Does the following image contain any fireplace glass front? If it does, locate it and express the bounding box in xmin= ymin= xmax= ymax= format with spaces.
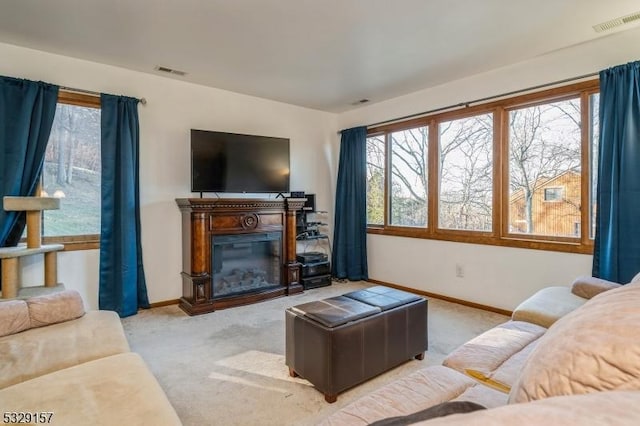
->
xmin=211 ymin=232 xmax=282 ymax=298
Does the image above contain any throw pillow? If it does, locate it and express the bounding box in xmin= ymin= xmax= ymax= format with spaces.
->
xmin=0 ymin=300 xmax=31 ymax=337
xmin=509 ymin=282 xmax=640 ymax=403
xmin=27 ymin=290 xmax=85 ymax=328
xmin=367 ymin=401 xmax=486 ymax=426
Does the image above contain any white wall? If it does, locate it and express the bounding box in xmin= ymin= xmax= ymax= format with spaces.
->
xmin=367 ymin=236 xmax=592 ymax=310
xmin=4 ymin=26 xmax=640 ymax=312
xmin=0 ymin=42 xmax=337 ymax=310
xmin=338 ymin=27 xmax=640 ymax=310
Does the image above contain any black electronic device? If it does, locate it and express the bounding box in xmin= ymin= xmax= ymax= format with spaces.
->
xmin=297 ymin=252 xmax=328 ymax=264
xmin=303 ymin=194 xmax=316 ymax=211
xmin=191 ymin=129 xmax=290 ymax=193
xmin=301 ymin=274 xmax=332 ymax=289
xmin=290 ymin=191 xmax=305 ymax=198
xmin=301 ymin=260 xmax=331 ymax=277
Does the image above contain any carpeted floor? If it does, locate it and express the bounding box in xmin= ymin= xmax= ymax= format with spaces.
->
xmin=121 ymin=281 xmax=508 ymax=425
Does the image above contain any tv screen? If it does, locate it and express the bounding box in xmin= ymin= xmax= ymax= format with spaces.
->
xmin=191 ymin=129 xmax=290 ymax=193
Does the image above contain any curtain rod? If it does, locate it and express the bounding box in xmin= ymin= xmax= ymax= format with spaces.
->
xmin=60 ymin=85 xmax=147 ymax=105
xmin=351 ymin=71 xmax=599 ymax=131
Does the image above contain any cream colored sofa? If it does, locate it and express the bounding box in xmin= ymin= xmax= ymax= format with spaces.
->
xmin=0 ymin=290 xmax=181 ymax=425
xmin=322 ymin=275 xmax=640 ymax=425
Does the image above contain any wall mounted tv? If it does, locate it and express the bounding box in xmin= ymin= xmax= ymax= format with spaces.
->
xmin=191 ymin=129 xmax=290 ymax=193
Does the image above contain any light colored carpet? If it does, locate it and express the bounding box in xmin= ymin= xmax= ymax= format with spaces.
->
xmin=121 ymin=281 xmax=508 ymax=425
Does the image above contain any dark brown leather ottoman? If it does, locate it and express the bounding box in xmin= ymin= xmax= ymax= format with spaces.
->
xmin=285 ymin=286 xmax=428 ymax=402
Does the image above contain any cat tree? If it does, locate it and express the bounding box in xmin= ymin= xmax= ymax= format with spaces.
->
xmin=0 ymin=196 xmax=64 ymax=299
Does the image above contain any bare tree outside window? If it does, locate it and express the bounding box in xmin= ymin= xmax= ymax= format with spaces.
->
xmin=508 ymin=98 xmax=581 ymax=237
xmin=390 ymin=127 xmax=428 ymax=227
xmin=366 ymin=135 xmax=385 ymax=225
xmin=42 ymin=103 xmax=101 ymax=237
xmin=439 ymin=113 xmax=493 ymax=231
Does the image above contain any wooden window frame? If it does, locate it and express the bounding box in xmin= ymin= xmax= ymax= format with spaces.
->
xmin=435 ymin=109 xmax=495 ymax=236
xmin=41 ymin=91 xmax=101 ymax=251
xmin=386 ymin=125 xmax=430 ymax=229
xmin=366 ymin=80 xmax=599 ymax=255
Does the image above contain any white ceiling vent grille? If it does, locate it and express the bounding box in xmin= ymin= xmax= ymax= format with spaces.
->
xmin=593 ymin=11 xmax=640 ymax=33
xmin=154 ymin=65 xmax=187 ymax=76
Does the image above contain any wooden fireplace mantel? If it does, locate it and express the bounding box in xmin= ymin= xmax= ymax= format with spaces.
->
xmin=176 ymin=197 xmax=306 ymax=315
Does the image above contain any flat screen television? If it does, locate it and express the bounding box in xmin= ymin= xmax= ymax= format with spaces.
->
xmin=191 ymin=129 xmax=290 ymax=193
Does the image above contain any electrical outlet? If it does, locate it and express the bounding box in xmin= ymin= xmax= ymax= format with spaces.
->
xmin=455 ymin=263 xmax=464 ymax=278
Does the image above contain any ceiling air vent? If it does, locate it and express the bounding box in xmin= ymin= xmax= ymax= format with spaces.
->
xmin=351 ymin=99 xmax=370 ymax=106
xmin=593 ymin=11 xmax=640 ymax=33
xmin=154 ymin=65 xmax=188 ymax=76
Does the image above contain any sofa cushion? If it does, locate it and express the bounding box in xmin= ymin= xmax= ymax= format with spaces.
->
xmin=0 ymin=310 xmax=130 ymax=389
xmin=0 ymin=352 xmax=181 ymax=426
xmin=511 ymin=286 xmax=586 ymax=328
xmin=0 ymin=300 xmax=30 ymax=337
xmin=488 ymin=338 xmax=539 ymax=392
xmin=571 ymin=276 xmax=622 ymax=299
xmin=319 ymin=365 xmax=507 ymax=426
xmin=443 ymin=321 xmax=546 ymax=392
xmin=27 ymin=289 xmax=85 ymax=328
xmin=509 ymin=282 xmax=640 ymax=403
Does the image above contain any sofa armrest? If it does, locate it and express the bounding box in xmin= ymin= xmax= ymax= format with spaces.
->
xmin=571 ymin=276 xmax=621 ymax=299
xmin=512 ymin=287 xmax=586 ymax=328
xmin=0 ymin=311 xmax=130 ymax=388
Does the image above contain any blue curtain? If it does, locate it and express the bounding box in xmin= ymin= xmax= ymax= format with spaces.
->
xmin=593 ymin=61 xmax=640 ymax=283
xmin=332 ymin=126 xmax=368 ymax=280
xmin=0 ymin=77 xmax=58 ymax=248
xmin=99 ymin=94 xmax=149 ymax=317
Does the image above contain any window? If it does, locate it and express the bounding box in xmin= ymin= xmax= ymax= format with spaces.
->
xmin=439 ymin=113 xmax=493 ymax=231
xmin=366 ymin=80 xmax=599 ymax=254
xmin=41 ymin=92 xmax=101 ymax=250
xmin=589 ymin=93 xmax=600 ymax=239
xmin=543 ymin=187 xmax=563 ymax=202
xmin=389 ymin=127 xmax=428 ymax=227
xmin=366 ymin=135 xmax=385 ymax=225
xmin=508 ymin=98 xmax=581 ymax=238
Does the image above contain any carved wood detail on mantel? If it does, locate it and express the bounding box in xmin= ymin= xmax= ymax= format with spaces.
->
xmin=175 ymin=198 xmax=306 ymax=211
xmin=176 ymin=198 xmax=305 ymax=315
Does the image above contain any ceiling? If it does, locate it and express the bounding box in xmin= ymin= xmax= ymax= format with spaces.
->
xmin=0 ymin=0 xmax=639 ymax=112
